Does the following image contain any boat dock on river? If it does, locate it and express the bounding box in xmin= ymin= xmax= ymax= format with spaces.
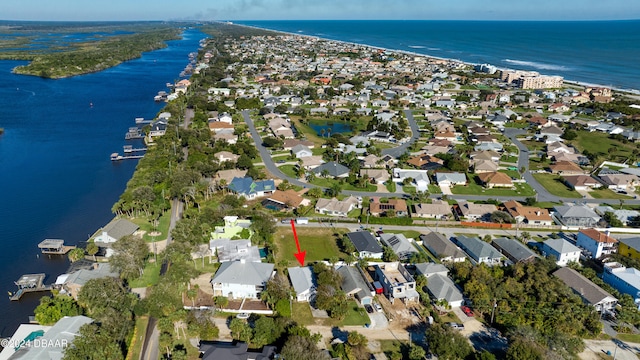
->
xmin=9 ymin=274 xmax=51 ymax=301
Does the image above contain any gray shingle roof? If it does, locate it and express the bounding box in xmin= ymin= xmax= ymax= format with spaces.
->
xmin=288 ymin=266 xmax=315 ymax=295
xmin=337 ymin=266 xmax=372 ymax=302
xmin=492 ymin=237 xmax=538 ymax=263
xmin=211 ymin=261 xmax=274 ymax=286
xmin=419 ymin=232 xmax=466 ymax=261
xmin=379 ymin=233 xmax=417 ymax=259
xmin=13 ymin=316 xmax=93 ymax=359
xmin=312 ymin=161 xmax=350 ymax=177
xmin=64 ymin=263 xmax=118 ymax=287
xmin=414 ymin=262 xmax=448 ymax=277
xmin=619 ymin=237 xmax=640 ymax=252
xmin=426 ymin=274 xmax=463 ymax=305
xmin=543 ymin=238 xmax=581 ymax=254
xmin=347 ymin=231 xmax=383 ymax=254
xmin=455 ymin=235 xmax=502 ymax=262
xmin=554 ymin=267 xmax=617 ymax=306
xmin=103 ymin=219 xmax=139 ymax=241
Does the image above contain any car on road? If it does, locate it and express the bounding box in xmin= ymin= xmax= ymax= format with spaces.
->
xmin=461 ymin=305 xmax=474 ymax=317
xmin=365 ymin=304 xmax=374 ymax=313
xmin=374 ymin=303 xmax=383 ymax=313
xmin=448 ymin=322 xmax=464 ymax=330
xmin=276 ymin=160 xmax=286 ymax=164
xmin=236 ymin=313 xmax=250 ymax=319
xmin=281 ymin=218 xmax=292 ymax=224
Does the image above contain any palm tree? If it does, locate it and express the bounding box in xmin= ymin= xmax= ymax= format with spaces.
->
xmin=321 ymin=128 xmax=326 ymax=138
xmin=86 ymin=242 xmax=99 ymax=262
xmin=67 ymin=248 xmax=85 ymax=263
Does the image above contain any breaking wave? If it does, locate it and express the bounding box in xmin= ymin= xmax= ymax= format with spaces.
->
xmin=504 ymin=59 xmax=570 ymax=71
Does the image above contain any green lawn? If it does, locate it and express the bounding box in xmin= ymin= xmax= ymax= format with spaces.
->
xmin=130 ymin=211 xmax=171 ymax=242
xmin=129 ymin=261 xmax=161 ymax=288
xmin=504 ymin=121 xmax=529 ymax=129
xmin=291 ymin=302 xmax=314 ymax=325
xmin=532 ymin=173 xmax=581 ymax=198
xmin=310 ymin=177 xmax=377 ymax=192
xmin=335 ymin=301 xmax=370 ymax=326
xmin=500 ymin=155 xmax=519 ymax=163
xmin=428 ymin=184 xmax=442 ymax=194
xmin=403 ymin=185 xmax=417 ymax=194
xmin=529 ymin=157 xmax=552 ymax=171
xmin=451 ymin=174 xmax=535 ymax=196
xmin=570 ymin=130 xmax=635 ymax=157
xmin=589 ymin=188 xmax=633 ymax=199
xmin=274 ymin=227 xmax=347 ymax=266
xmin=500 ymin=169 xmax=521 ymax=179
xmin=616 ymin=333 xmax=640 ymax=343
xmin=126 ymin=316 xmax=149 ymax=360
xmin=386 ymin=181 xmax=397 ymax=193
xmin=385 ymin=230 xmax=422 ymax=239
xmin=279 ymin=164 xmax=299 ymax=178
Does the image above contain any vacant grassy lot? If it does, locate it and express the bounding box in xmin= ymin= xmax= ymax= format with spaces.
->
xmin=451 ymin=174 xmax=535 ymax=196
xmin=570 ymin=130 xmax=635 ymax=157
xmin=589 ymin=188 xmax=633 ymax=199
xmin=532 ymin=173 xmax=581 ymax=198
xmin=129 ymin=261 xmax=161 ymax=288
xmin=274 ymin=227 xmax=348 ymax=266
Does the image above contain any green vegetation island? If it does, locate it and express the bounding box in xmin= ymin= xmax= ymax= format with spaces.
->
xmin=7 ymin=21 xmax=640 ymax=360
xmin=0 ymin=21 xmax=183 ymax=78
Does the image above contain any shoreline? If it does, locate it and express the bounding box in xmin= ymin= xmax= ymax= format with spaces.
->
xmin=230 ymin=21 xmax=640 ymax=96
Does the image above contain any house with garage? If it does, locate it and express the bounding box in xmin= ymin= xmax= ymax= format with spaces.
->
xmin=553 ymin=204 xmax=601 ymax=227
xmin=291 ymin=144 xmax=313 ymax=159
xmin=562 ymin=175 xmax=601 ymax=191
xmin=541 ymin=239 xmax=581 ymax=266
xmin=198 ymin=341 xmax=276 ymax=360
xmin=312 ymin=161 xmax=350 ymax=178
xmin=57 ymin=263 xmax=119 ymax=300
xmin=413 ymin=200 xmax=452 ymax=219
xmin=360 ymin=168 xmax=390 ymax=184
xmin=414 ymin=263 xmax=464 ymax=308
xmin=369 ymin=198 xmax=408 ymax=217
xmin=346 ymin=231 xmax=383 ymax=259
xmin=94 ymin=219 xmax=139 ymax=245
xmin=456 ymin=200 xmax=497 ymax=221
xmin=379 ymin=233 xmax=418 ymax=260
xmin=211 ymin=260 xmax=275 ymax=299
xmin=373 ymin=262 xmax=419 ymax=304
xmin=338 ymin=266 xmax=374 ymax=305
xmin=262 ymin=189 xmax=309 ymax=211
xmin=288 ymin=266 xmax=315 ymax=302
xmin=599 ymin=174 xmax=639 ymax=191
xmin=435 ymin=172 xmax=467 ymax=187
xmin=315 ymin=196 xmax=360 ymax=217
xmin=477 ymin=171 xmax=513 ymax=188
xmin=576 ymin=228 xmax=618 ymax=259
xmin=454 ymin=235 xmax=503 ymax=266
xmin=501 ymin=200 xmax=553 ymax=226
xmin=491 ymin=237 xmax=538 ymax=265
xmin=228 ymin=177 xmax=275 ymax=200
xmin=419 ymin=232 xmax=466 ymax=263
xmin=549 ymin=161 xmax=584 ymax=175
xmin=392 ymin=168 xmax=431 ymax=192
xmin=214 ymin=151 xmax=239 ymax=163
xmin=554 ymin=267 xmax=617 ymax=313
xmin=211 ymin=216 xmax=252 ymax=240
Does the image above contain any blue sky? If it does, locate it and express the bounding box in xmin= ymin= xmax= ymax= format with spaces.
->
xmin=4 ymin=0 xmax=640 ymax=21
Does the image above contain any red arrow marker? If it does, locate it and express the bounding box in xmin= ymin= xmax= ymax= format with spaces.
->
xmin=290 ymin=219 xmax=306 ymax=266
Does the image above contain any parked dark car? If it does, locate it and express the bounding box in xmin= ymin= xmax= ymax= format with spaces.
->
xmin=365 ymin=304 xmax=374 ymax=314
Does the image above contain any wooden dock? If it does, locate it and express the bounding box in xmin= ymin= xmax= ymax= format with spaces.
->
xmin=111 ymin=152 xmax=144 ymax=161
xmin=125 ymin=127 xmax=144 ymax=140
xmin=9 ymin=274 xmax=51 ymax=301
xmin=123 ymin=145 xmax=147 ymax=153
xmin=38 ymin=239 xmax=76 ymax=255
xmin=135 ymin=117 xmax=152 ymax=124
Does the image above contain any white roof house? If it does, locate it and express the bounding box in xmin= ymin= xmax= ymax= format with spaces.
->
xmin=392 ymin=168 xmax=430 ymax=192
xmin=288 ymin=266 xmax=315 ymax=302
xmin=542 ymin=239 xmax=581 ymax=267
xmin=435 ymin=172 xmax=467 ymax=186
xmin=211 ymin=260 xmax=275 ymax=299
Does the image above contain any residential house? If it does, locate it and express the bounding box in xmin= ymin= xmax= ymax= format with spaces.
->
xmin=94 ymin=219 xmax=139 ymax=244
xmin=454 ymin=235 xmax=503 ymax=265
xmin=563 ymin=175 xmax=600 ymax=191
xmin=370 ymin=198 xmax=408 ymax=217
xmin=413 ymin=200 xmax=452 ymax=219
xmin=477 ymin=171 xmax=513 ymax=188
xmin=361 ymin=154 xmax=384 ymax=168
xmin=346 ymin=231 xmax=383 ymax=259
xmin=501 ymin=200 xmax=553 ymax=225
xmin=312 ymin=161 xmax=350 ymax=178
xmin=553 ymin=204 xmax=602 ymax=227
xmin=360 ymin=168 xmax=390 ymax=184
xmin=209 ymin=239 xmax=261 ymax=263
xmin=0 ymin=316 xmax=93 ymax=360
xmin=212 ymin=131 xmax=238 ymax=144
xmin=291 ymin=144 xmax=313 ymax=158
xmin=419 ymin=232 xmax=466 ymax=263
xmin=299 ymin=155 xmax=324 ymax=170
xmin=536 ymin=125 xmax=564 ymax=143
xmin=456 ymin=200 xmax=497 ymax=221
xmin=214 ymin=169 xmax=247 ymax=186
xmin=392 ymin=168 xmax=430 ymax=192
xmin=541 ymin=239 xmax=581 ymax=266
xmin=599 ymin=174 xmax=638 ymax=191
xmin=57 ymin=263 xmax=119 ymax=300
xmin=315 ymin=196 xmax=360 ymax=217
xmin=471 ymin=159 xmax=500 ymax=173
xmin=208 ymin=121 xmax=235 ymax=133
xmin=262 ymin=189 xmax=309 ymax=211
xmin=595 ymin=206 xmax=640 ymax=226
xmin=228 ymin=177 xmax=275 ymax=200
xmin=199 ymin=341 xmax=275 ymax=360
xmin=435 ymin=172 xmax=467 ymax=187
xmin=211 ymin=260 xmax=275 ymax=299
xmin=214 ymin=151 xmax=239 ymax=163
xmin=282 ymin=139 xmax=315 ymax=150
xmin=470 ymin=150 xmax=501 ymax=163
xmin=268 ymin=117 xmax=294 ymax=139
xmin=491 ymin=237 xmax=538 ymax=264
xmin=576 ymin=228 xmax=618 ymax=259
xmin=549 ymin=161 xmax=584 ymax=175
xmin=618 ymin=237 xmax=640 ymax=260
xmin=379 ymin=233 xmax=417 ymax=260
xmin=554 ymin=267 xmax=618 ymax=313
xmin=407 ymin=154 xmax=444 ymax=171
xmin=603 ymin=262 xmax=640 ymax=305
xmin=414 ymin=263 xmax=464 ymax=308
xmin=474 ymin=142 xmax=503 ymax=152
xmin=211 ymin=216 xmax=252 ymax=240
xmin=288 ymin=266 xmax=315 ymax=302
xmin=373 ymin=262 xmax=419 ymax=304
xmin=338 ymin=266 xmax=374 ymax=305
xmin=148 ymin=118 xmax=168 ymax=139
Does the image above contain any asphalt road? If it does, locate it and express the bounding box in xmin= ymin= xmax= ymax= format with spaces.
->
xmin=381 ymin=109 xmax=420 ymax=158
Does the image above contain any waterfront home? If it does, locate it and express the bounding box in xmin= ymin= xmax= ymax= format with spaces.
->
xmin=554 ymin=267 xmax=617 ymax=313
xmin=228 ymin=177 xmax=275 ymax=200
xmin=369 ymin=198 xmax=408 ymax=217
xmin=338 ymin=266 xmax=373 ymax=305
xmin=198 ymin=341 xmax=276 ymax=360
xmin=315 ymin=196 xmax=359 ymax=217
xmin=210 ymin=260 xmax=275 ymax=299
xmin=346 ymin=231 xmax=383 ymax=259
xmin=373 ymin=262 xmax=419 ymax=304
xmin=553 ymin=204 xmax=601 ymax=227
xmin=379 ymin=233 xmax=417 ymax=260
xmin=454 ymin=235 xmax=503 ymax=266
xmin=491 ymin=237 xmax=538 ymax=265
xmin=56 ymin=263 xmax=119 ymax=300
xmin=576 ymin=228 xmax=618 ymax=259
xmin=288 ymin=266 xmax=316 ymax=302
xmin=413 ymin=200 xmax=452 ymax=219
xmin=94 ymin=218 xmax=139 ymax=244
xmin=414 ymin=263 xmax=464 ymax=308
xmin=602 ymin=262 xmax=640 ymax=305
xmin=541 ymin=239 xmax=581 ymax=266
xmin=419 ymin=232 xmax=466 ymax=263
xmin=501 ymin=200 xmax=553 ymax=226
xmin=209 ymin=239 xmax=261 ymax=263
xmin=455 ymin=200 xmax=497 ymax=221
xmin=148 ymin=118 xmax=168 ymax=139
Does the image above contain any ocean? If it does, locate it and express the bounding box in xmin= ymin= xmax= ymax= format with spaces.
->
xmin=0 ymin=27 xmax=206 ymax=337
xmin=237 ymin=20 xmax=640 ymax=91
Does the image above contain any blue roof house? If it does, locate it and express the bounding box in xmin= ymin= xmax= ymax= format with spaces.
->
xmin=228 ymin=177 xmax=275 ymax=200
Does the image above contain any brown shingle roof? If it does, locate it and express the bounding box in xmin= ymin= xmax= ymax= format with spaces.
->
xmin=477 ymin=171 xmax=513 ymax=185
